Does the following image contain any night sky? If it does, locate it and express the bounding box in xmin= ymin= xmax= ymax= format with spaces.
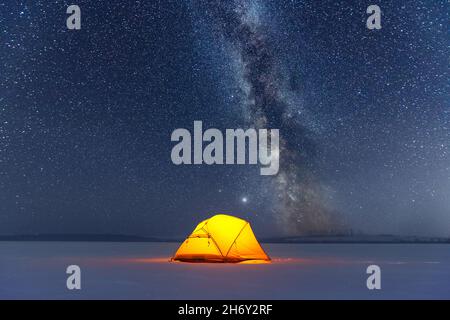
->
xmin=0 ymin=1 xmax=449 ymax=238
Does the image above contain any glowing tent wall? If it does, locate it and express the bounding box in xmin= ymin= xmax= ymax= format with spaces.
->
xmin=172 ymin=214 xmax=270 ymax=263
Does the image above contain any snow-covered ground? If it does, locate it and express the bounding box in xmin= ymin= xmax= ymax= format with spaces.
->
xmin=0 ymin=242 xmax=449 ymax=299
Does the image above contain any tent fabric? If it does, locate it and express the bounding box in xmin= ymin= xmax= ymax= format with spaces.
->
xmin=171 ymin=214 xmax=270 ymax=263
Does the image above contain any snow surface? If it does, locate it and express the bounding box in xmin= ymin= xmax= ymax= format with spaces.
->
xmin=0 ymin=242 xmax=449 ymax=299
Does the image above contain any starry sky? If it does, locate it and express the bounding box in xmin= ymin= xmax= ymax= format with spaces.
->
xmin=0 ymin=0 xmax=449 ymax=238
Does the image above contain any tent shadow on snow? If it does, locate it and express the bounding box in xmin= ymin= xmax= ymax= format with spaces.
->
xmin=171 ymin=214 xmax=271 ymax=264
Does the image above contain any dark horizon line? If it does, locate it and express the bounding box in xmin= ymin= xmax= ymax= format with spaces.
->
xmin=0 ymin=233 xmax=449 ymax=244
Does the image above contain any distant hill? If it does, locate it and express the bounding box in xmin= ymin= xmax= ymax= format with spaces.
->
xmin=0 ymin=233 xmax=449 ymax=243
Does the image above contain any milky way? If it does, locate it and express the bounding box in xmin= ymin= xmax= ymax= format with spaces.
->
xmin=202 ymin=0 xmax=342 ymax=235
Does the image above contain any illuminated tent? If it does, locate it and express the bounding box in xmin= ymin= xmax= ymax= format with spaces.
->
xmin=171 ymin=214 xmax=270 ymax=263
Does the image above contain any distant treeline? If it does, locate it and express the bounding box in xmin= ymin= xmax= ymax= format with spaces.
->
xmin=0 ymin=234 xmax=179 ymax=242
xmin=262 ymin=235 xmax=450 ymax=244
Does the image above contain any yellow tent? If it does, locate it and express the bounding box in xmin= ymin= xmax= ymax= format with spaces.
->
xmin=171 ymin=214 xmax=270 ymax=263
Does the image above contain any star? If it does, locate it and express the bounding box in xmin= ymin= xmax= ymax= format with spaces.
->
xmin=0 ymin=0 xmax=448 ymax=238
